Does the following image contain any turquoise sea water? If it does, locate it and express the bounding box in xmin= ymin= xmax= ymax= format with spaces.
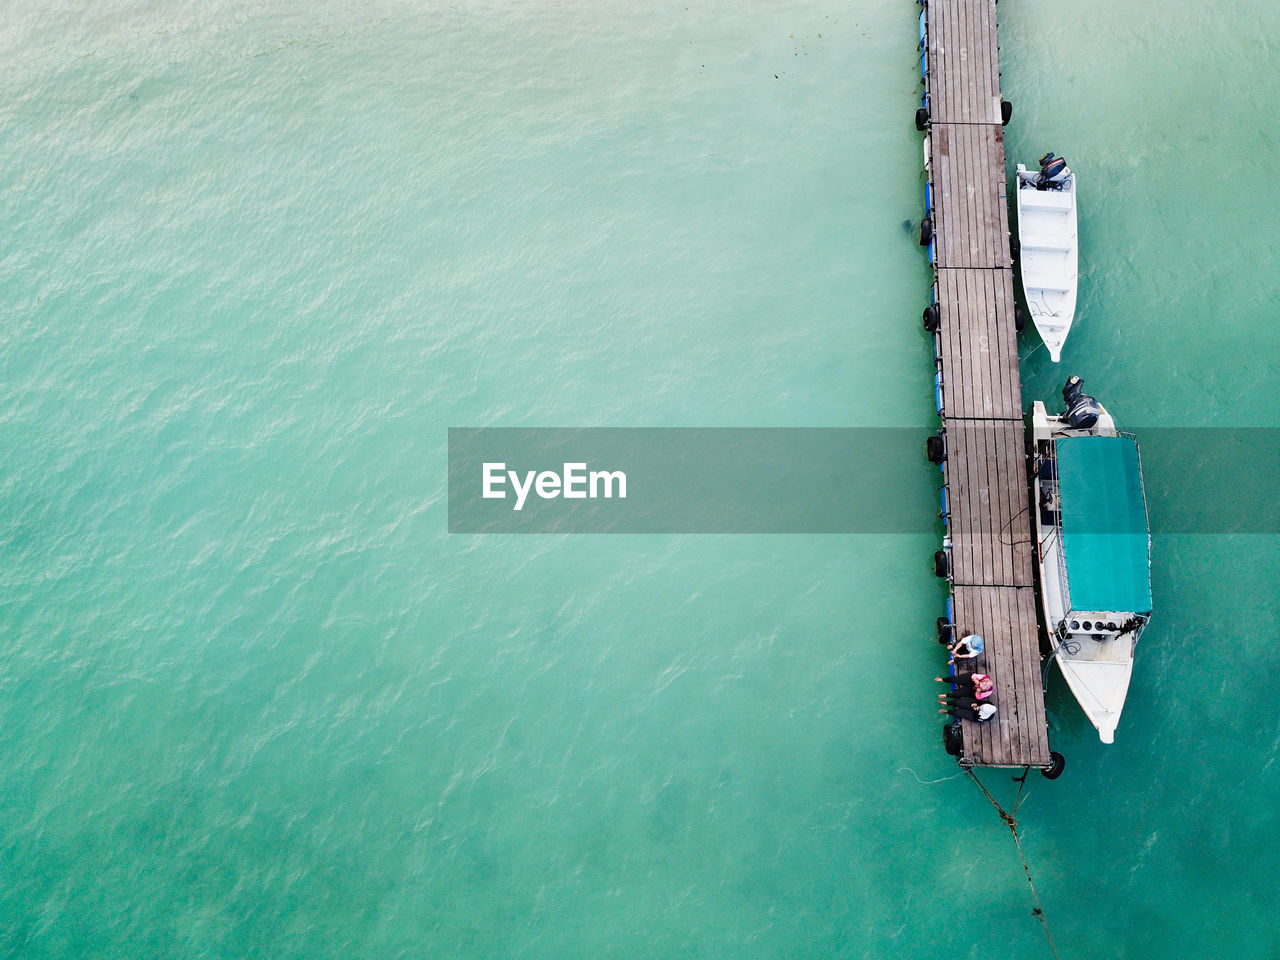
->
xmin=1 ymin=1 xmax=1278 ymax=957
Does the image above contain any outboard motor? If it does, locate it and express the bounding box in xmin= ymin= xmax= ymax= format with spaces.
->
xmin=1037 ymin=151 xmax=1070 ymax=190
xmin=1062 ymin=375 xmax=1100 ymax=429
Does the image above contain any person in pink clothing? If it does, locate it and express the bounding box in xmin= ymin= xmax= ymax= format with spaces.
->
xmin=933 ymin=672 xmax=994 ymax=700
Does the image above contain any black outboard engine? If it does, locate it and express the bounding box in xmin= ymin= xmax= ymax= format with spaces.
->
xmin=1062 ymin=375 xmax=1100 ymax=429
xmin=1037 ymin=151 xmax=1069 ymax=190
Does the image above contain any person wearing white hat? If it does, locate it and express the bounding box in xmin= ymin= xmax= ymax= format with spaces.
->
xmin=941 ymin=701 xmax=997 ymax=722
xmin=947 ymin=633 xmax=984 ymax=664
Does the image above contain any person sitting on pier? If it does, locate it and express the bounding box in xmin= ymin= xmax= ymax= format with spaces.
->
xmin=947 ymin=633 xmax=984 ymax=663
xmin=938 ymin=692 xmax=987 ymax=708
xmin=940 ymin=701 xmax=997 ymax=722
xmin=936 ymin=672 xmax=994 ymax=701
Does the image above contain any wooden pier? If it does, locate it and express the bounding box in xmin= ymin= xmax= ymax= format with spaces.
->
xmin=919 ymin=0 xmax=1051 ymax=768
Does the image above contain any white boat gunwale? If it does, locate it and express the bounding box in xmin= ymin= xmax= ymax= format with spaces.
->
xmin=1015 ymin=157 xmax=1078 ymax=363
xmin=1030 ymin=390 xmax=1152 ymax=744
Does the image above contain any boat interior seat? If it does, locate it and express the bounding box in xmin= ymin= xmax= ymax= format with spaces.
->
xmin=1020 ymin=191 xmax=1073 ymax=211
xmin=1021 ymin=279 xmax=1073 ymax=294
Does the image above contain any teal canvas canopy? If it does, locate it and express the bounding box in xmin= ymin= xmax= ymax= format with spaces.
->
xmin=1056 ymin=435 xmax=1153 ymax=614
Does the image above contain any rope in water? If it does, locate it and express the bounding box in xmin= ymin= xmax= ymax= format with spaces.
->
xmin=963 ymin=765 xmax=1062 ymax=960
xmin=895 ymin=766 xmax=964 ymax=785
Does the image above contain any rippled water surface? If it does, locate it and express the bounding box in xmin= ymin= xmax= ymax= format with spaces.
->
xmin=1 ymin=1 xmax=1277 ymax=957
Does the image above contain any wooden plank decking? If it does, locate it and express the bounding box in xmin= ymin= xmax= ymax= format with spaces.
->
xmin=942 ymin=420 xmax=1033 ymax=587
xmin=924 ymin=0 xmax=1002 ymax=125
xmin=921 ymin=0 xmax=1051 ymax=768
xmin=934 ymin=268 xmax=1019 ymax=418
xmin=951 ymin=586 xmax=1047 ymax=766
xmin=929 ymin=125 xmax=1013 ymax=270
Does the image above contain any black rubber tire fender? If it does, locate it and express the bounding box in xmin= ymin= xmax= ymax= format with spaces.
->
xmin=933 ymin=549 xmax=950 ymax=579
xmin=1041 ymin=751 xmax=1066 ymax=780
xmin=922 ymin=303 xmax=940 ymax=332
xmin=943 ymin=723 xmax=964 ymax=756
xmin=926 ymin=434 xmax=945 ymax=464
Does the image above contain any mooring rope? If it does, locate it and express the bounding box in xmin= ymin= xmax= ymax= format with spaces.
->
xmin=963 ymin=765 xmax=1062 ymax=960
xmin=1020 ymin=338 xmax=1047 ymax=363
xmin=895 ymin=765 xmax=964 ymax=785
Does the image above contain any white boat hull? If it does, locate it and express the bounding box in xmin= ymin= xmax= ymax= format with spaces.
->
xmin=1055 ymin=638 xmax=1135 ymax=744
xmin=1016 ymin=165 xmax=1078 ymax=362
xmin=1031 ymin=400 xmax=1148 ymax=744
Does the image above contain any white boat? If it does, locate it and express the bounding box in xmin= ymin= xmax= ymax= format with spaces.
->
xmin=1015 ymin=153 xmax=1078 ymax=362
xmin=1031 ymin=376 xmax=1152 ymax=744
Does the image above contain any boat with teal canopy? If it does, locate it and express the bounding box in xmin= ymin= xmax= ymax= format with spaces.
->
xmin=1031 ymin=377 xmax=1152 ymax=744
